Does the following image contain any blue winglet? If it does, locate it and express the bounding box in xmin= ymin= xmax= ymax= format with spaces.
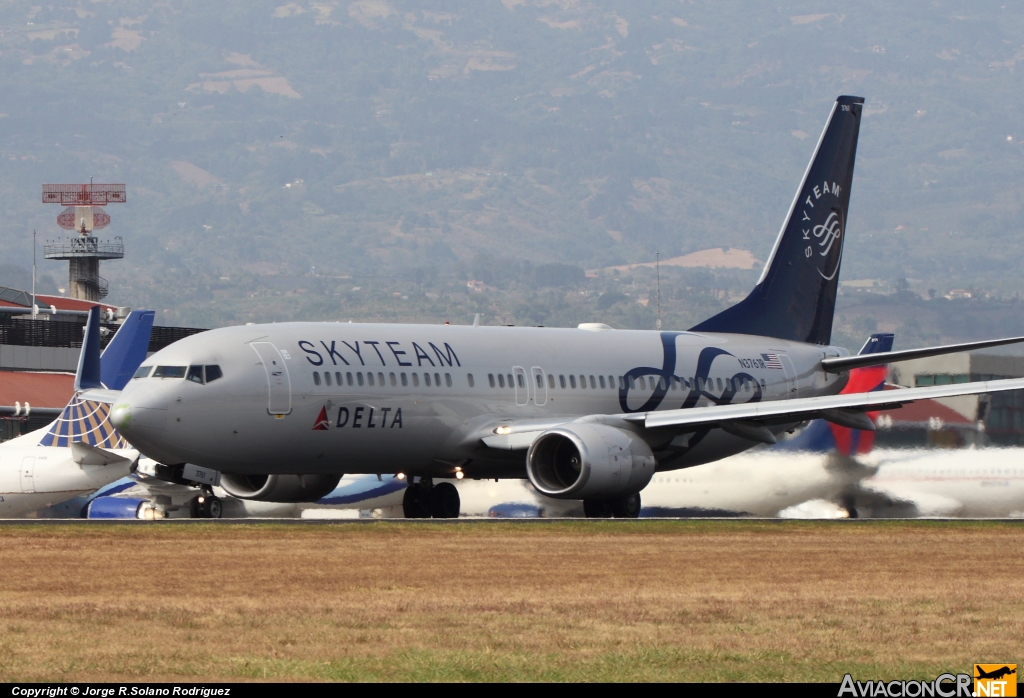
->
xmin=74 ymin=306 xmax=103 ymax=392
xmin=100 ymin=310 xmax=155 ymax=390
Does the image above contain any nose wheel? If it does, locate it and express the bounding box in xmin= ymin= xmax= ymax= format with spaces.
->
xmin=403 ymin=479 xmax=461 ymax=518
xmin=583 ymin=493 xmax=641 ymax=519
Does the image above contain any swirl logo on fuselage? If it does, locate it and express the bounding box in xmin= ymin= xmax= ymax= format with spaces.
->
xmin=619 ymin=333 xmax=765 ymax=460
xmin=620 ymin=332 xmax=763 ymax=413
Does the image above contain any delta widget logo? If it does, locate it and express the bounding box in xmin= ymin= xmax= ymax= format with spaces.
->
xmin=312 ymin=406 xmax=330 ymax=431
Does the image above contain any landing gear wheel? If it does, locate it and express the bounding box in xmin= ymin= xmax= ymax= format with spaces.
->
xmin=191 ymin=494 xmax=223 ymax=518
xmin=610 ymin=493 xmax=641 ymax=519
xmin=428 ymin=482 xmax=461 ymax=518
xmin=204 ymin=496 xmax=223 ymax=519
xmin=403 ymin=483 xmax=431 ymax=518
xmin=583 ymin=499 xmax=613 ymax=518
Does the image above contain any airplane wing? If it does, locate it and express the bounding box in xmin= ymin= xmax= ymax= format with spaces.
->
xmin=628 ymin=377 xmax=1024 ymax=430
xmin=482 ymin=377 xmax=1024 ymax=450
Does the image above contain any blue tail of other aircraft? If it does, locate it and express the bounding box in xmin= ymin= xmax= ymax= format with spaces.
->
xmin=39 ymin=307 xmax=155 ymax=448
xmin=691 ymin=95 xmax=864 ymax=345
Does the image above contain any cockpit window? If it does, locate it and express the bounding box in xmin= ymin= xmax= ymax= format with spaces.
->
xmin=205 ymin=365 xmax=223 ymax=383
xmin=186 ymin=365 xmax=204 ymax=384
xmin=133 ymin=366 xmax=153 ymax=379
xmin=153 ymin=366 xmax=187 ymax=379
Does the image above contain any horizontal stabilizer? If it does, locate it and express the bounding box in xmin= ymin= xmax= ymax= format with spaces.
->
xmin=71 ymin=440 xmax=133 ymax=466
xmin=822 ymin=335 xmax=1024 ymax=373
xmin=77 ymin=389 xmax=121 ymax=405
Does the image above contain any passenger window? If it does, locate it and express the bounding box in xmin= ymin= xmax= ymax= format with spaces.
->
xmin=357 ymin=372 xmax=364 ymax=386
xmin=506 ymin=374 xmax=513 ymax=388
xmin=618 ymin=376 xmax=625 ymax=390
xmin=559 ymin=375 xmax=566 ymax=389
xmin=468 ymin=374 xmax=475 ymax=388
xmin=133 ymin=366 xmax=152 ymax=379
xmin=570 ymin=375 xmax=577 ymax=389
xmin=535 ymin=373 xmax=543 ymax=388
xmin=206 ymin=365 xmax=223 ymax=383
xmin=489 ymin=374 xmax=496 ymax=388
xmin=187 ymin=365 xmax=204 ymax=384
xmin=629 ymin=377 xmax=636 ymax=389
xmin=517 ymin=373 xmax=525 ymax=388
xmin=324 ymin=372 xmax=332 ymax=386
xmin=590 ymin=376 xmax=596 ymax=389
xmin=153 ymin=366 xmax=187 ymax=379
xmin=579 ymin=375 xmax=585 ymax=389
xmin=367 ymin=373 xmax=375 ymax=387
xmin=390 ymin=372 xmax=397 ymax=387
xmin=446 ymin=373 xmax=453 ymax=387
xmin=412 ymin=373 xmax=420 ymax=387
xmin=548 ymin=374 xmax=555 ymax=389
xmin=498 ymin=374 xmax=505 ymax=388
xmin=716 ymin=377 xmax=723 ymax=391
xmin=599 ymin=375 xmax=606 ymax=389
xmin=313 ymin=372 xmax=321 ymax=386
xmin=346 ymin=372 xmax=353 ymax=386
xmin=378 ymin=372 xmax=385 ymax=386
xmin=760 ymin=379 xmax=767 ymax=391
xmin=401 ymin=373 xmax=408 ymax=387
xmin=659 ymin=377 xmax=667 ymax=390
xmin=425 ymin=373 xmax=432 ymax=387
xmin=610 ymin=376 xmax=616 ymax=389
xmin=335 ymin=372 xmax=342 ymax=386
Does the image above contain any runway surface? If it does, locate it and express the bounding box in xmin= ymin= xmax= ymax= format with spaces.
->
xmin=0 ymin=520 xmax=1020 ymax=682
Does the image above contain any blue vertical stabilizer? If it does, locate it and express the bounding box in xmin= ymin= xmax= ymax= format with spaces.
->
xmin=691 ymin=95 xmax=864 ymax=345
xmin=100 ymin=310 xmax=155 ymax=390
xmin=74 ymin=306 xmax=103 ymax=392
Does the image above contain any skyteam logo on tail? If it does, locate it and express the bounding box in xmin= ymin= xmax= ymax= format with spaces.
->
xmin=801 ymin=179 xmax=844 ymax=281
xmin=38 ymin=396 xmax=128 ymax=449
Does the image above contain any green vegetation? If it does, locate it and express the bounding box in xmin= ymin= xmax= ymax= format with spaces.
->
xmin=0 ymin=1 xmax=1022 ymax=347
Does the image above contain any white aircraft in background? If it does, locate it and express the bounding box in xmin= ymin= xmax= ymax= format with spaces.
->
xmin=0 ymin=307 xmax=153 ymax=517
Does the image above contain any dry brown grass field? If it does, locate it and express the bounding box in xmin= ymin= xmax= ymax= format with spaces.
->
xmin=0 ymin=520 xmax=1020 ymax=682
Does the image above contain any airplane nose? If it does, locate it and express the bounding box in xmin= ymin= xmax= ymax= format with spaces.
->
xmin=110 ymin=402 xmax=132 ymax=431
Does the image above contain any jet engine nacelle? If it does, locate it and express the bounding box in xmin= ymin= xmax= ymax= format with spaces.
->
xmin=218 ymin=473 xmax=341 ymax=502
xmin=526 ymin=423 xmax=656 ymax=499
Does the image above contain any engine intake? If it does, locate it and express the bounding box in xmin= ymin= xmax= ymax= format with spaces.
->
xmin=526 ymin=423 xmax=656 ymax=499
xmin=218 ymin=473 xmax=341 ymax=502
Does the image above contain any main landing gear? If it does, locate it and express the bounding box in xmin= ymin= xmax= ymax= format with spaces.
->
xmin=190 ymin=490 xmax=223 ymax=519
xmin=583 ymin=493 xmax=642 ymax=519
xmin=403 ymin=478 xmax=461 ymax=519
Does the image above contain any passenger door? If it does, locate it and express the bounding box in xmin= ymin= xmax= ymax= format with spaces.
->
xmin=531 ymin=366 xmax=547 ymax=406
xmin=250 ymin=342 xmax=293 ymax=415
xmin=20 ymin=456 xmax=35 ymax=493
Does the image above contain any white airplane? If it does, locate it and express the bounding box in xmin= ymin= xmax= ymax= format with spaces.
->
xmin=0 ymin=306 xmax=154 ymax=517
xmin=96 ymin=95 xmax=1024 ymax=519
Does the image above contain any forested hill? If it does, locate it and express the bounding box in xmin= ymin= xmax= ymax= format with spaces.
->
xmin=0 ymin=1 xmax=1022 ymax=330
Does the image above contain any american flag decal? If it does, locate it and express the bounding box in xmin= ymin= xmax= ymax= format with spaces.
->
xmin=761 ymin=353 xmax=783 ymax=369
xmin=37 ymin=397 xmax=129 ymax=449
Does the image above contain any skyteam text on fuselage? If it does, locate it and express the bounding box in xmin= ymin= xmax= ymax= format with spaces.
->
xmin=105 ymin=96 xmax=1024 ymax=519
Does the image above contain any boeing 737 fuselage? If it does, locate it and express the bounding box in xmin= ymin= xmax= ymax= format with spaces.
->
xmin=105 ymin=96 xmax=1024 ymax=518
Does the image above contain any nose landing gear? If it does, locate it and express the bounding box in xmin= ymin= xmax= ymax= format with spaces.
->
xmin=402 ymin=478 xmax=461 ymax=518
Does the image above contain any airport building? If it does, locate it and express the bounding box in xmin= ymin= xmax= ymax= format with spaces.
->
xmin=885 ymin=352 xmax=1024 ymax=446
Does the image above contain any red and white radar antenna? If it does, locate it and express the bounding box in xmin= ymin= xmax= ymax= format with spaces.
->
xmin=42 ymin=184 xmax=126 ymax=302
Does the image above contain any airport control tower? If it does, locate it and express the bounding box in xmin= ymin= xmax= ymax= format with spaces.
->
xmin=41 ymin=184 xmax=125 ymax=301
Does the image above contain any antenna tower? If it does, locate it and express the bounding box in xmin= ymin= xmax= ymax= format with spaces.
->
xmin=41 ymin=183 xmax=125 ymax=301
